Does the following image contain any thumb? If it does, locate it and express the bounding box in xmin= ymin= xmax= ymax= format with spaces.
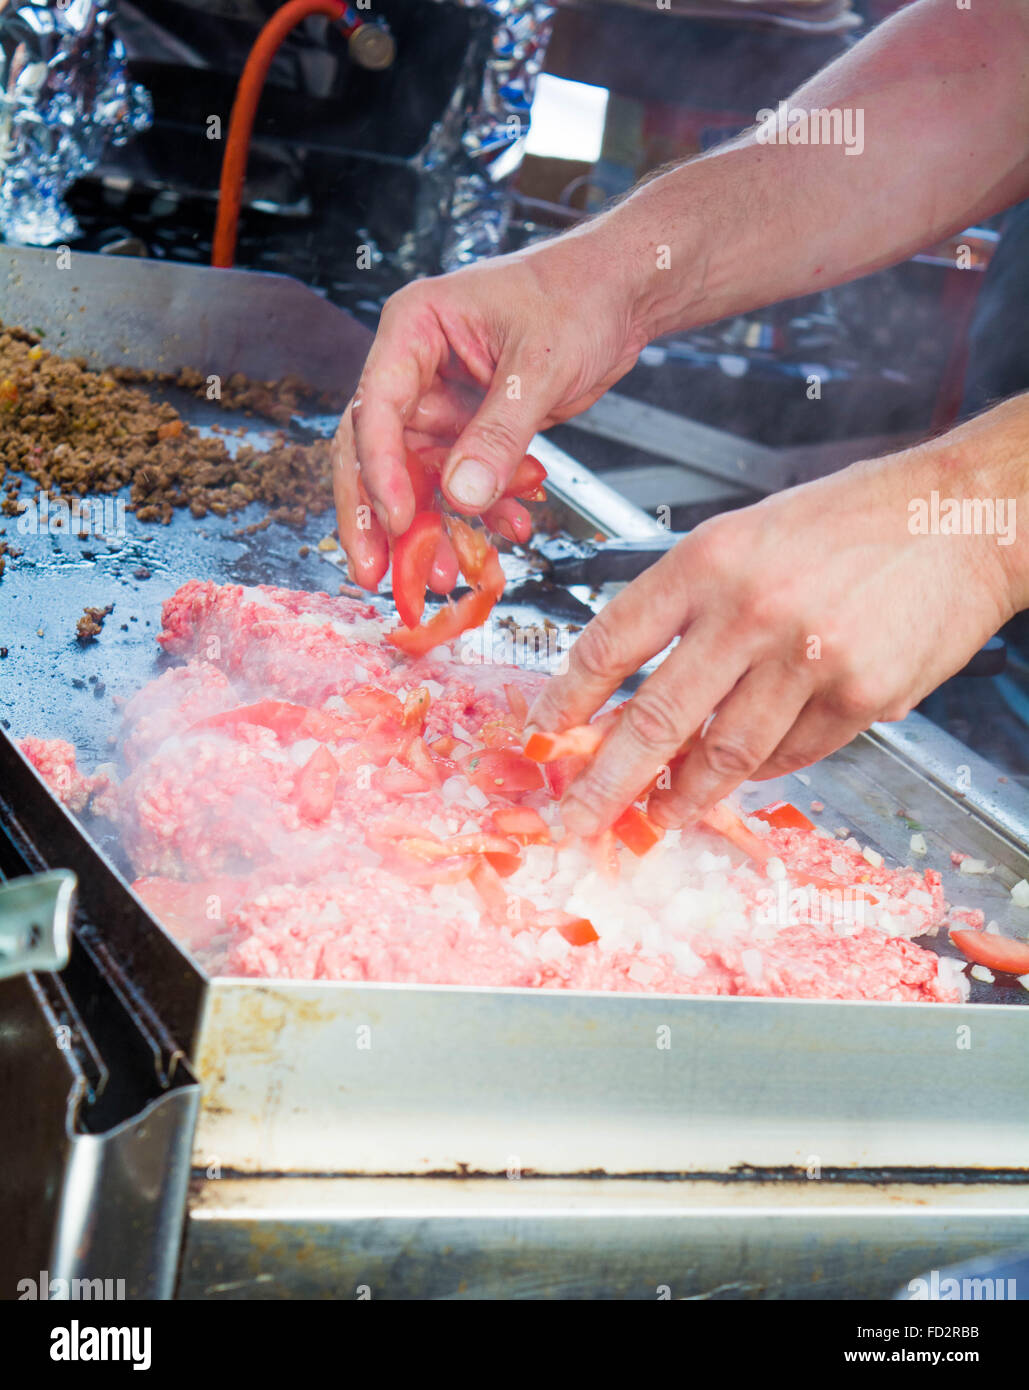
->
xmin=441 ymin=362 xmax=550 ymax=514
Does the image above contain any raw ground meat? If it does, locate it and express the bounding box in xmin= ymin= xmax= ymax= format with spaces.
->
xmin=18 ymin=579 xmax=966 ymax=1003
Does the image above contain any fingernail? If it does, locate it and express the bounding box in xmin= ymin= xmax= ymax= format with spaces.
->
xmin=561 ymin=794 xmax=599 ymax=839
xmin=494 ymin=518 xmax=516 ymax=544
xmin=448 ymin=458 xmax=496 ymax=509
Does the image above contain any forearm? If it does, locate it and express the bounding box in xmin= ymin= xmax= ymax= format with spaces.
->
xmin=573 ymin=0 xmax=1029 ymax=343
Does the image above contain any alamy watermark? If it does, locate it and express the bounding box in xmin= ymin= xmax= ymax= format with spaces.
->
xmin=908 ymin=492 xmax=1016 ymax=545
xmin=18 ymin=1268 xmax=125 ymax=1300
xmin=17 ymin=490 xmax=126 ymax=538
xmin=754 ymin=880 xmax=869 ymax=930
xmin=458 ymin=614 xmax=570 ymax=673
xmin=905 ymin=1268 xmax=1017 ymax=1301
xmin=755 ymin=101 xmax=864 ymax=156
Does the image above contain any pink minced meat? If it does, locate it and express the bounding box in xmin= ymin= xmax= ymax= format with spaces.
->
xmin=22 ymin=580 xmax=961 ymax=1002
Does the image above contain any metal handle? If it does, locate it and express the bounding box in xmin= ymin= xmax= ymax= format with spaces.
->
xmin=0 ymin=870 xmax=76 ymax=980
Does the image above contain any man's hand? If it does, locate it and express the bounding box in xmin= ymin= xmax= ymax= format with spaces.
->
xmin=332 ymin=233 xmax=643 ymax=589
xmin=528 ymin=424 xmax=1023 ymax=839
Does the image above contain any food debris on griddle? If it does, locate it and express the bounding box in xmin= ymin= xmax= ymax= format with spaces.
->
xmin=76 ymin=604 xmax=114 ymax=643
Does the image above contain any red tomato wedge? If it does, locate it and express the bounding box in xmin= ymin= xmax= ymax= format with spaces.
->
xmin=613 ymin=805 xmax=665 ymax=857
xmin=524 ymin=725 xmax=605 ymax=762
xmin=504 ymin=454 xmax=548 ymax=501
xmin=537 ymin=910 xmax=599 ymax=946
xmin=950 ymin=929 xmax=1029 ymax=976
xmin=462 ymin=747 xmax=544 ymax=794
xmin=446 ymin=514 xmax=492 ymax=583
xmin=399 ymin=735 xmax=440 ymax=787
xmin=701 ymin=801 xmax=771 ymax=863
xmin=396 ymin=833 xmax=519 ymax=862
xmin=753 ymin=800 xmax=816 ymax=833
xmin=344 ymin=685 xmax=404 ymax=721
xmin=491 ymin=806 xmax=551 ymax=844
xmin=391 ymin=511 xmax=443 ymax=630
xmin=404 ymin=449 xmax=438 ymax=513
xmin=291 ymin=744 xmax=339 ymax=823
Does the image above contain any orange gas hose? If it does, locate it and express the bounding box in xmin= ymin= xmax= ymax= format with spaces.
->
xmin=212 ymin=0 xmax=347 ymax=269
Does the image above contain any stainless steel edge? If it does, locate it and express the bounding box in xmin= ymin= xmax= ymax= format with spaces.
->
xmin=528 ymin=433 xmax=668 ymax=540
xmin=51 ymin=1082 xmax=201 ymax=1301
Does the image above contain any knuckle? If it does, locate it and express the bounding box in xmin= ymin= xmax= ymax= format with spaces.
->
xmin=464 ymin=415 xmax=524 ymax=462
xmin=829 ymin=678 xmax=883 ymax=724
xmin=622 ymin=688 xmax=685 ymax=752
xmin=697 ymin=732 xmax=760 ymax=780
xmin=571 ymin=617 xmax=625 ymax=685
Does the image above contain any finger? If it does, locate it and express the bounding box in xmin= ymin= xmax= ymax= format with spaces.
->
xmin=332 ymin=406 xmax=389 ymax=589
xmin=647 ymin=661 xmax=813 ymax=828
xmin=441 ymin=356 xmax=553 ymax=514
xmin=428 ymin=533 xmax=459 ymax=595
xmin=559 ymin=623 xmax=750 ymax=839
xmin=750 ymin=697 xmax=866 ymax=782
xmin=526 ymin=548 xmax=695 ymax=735
xmin=484 ymin=497 xmax=532 ymax=545
xmin=409 ymin=379 xmax=482 ymax=441
xmin=351 ymin=312 xmax=447 ymax=535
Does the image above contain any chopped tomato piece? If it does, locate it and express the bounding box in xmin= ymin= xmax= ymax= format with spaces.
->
xmin=701 ymin=801 xmax=771 ymax=863
xmin=545 ymin=753 xmax=589 ymax=799
xmin=613 ymin=805 xmax=664 ymax=857
xmin=462 ymin=747 xmax=544 ymax=794
xmin=524 ymin=725 xmax=605 ymax=762
xmin=504 ymin=454 xmax=547 ymax=501
xmin=430 ymin=735 xmax=459 ymax=757
xmin=392 ymin=511 xmax=443 ymax=630
xmin=192 ymin=700 xmax=355 ymax=743
xmin=359 ymin=713 xmax=408 ymax=764
xmin=753 ymin=800 xmax=816 ymax=833
xmin=470 ymin=857 xmax=508 ymax=920
xmin=291 ymin=745 xmax=338 ymax=823
xmin=537 ymin=910 xmax=599 ymax=946
xmin=406 ymin=858 xmax=475 ymax=887
xmin=478 ymin=721 xmax=523 ymax=750
xmin=445 ymin=514 xmax=492 ymax=583
xmin=400 ymin=735 xmax=440 ymax=787
xmin=344 ymin=685 xmax=404 ymax=721
xmin=396 ymin=833 xmax=518 ymax=862
xmin=484 ymin=851 xmax=523 ymax=877
xmin=491 ymin=806 xmax=551 ymax=844
xmin=950 ymin=929 xmax=1029 ymax=975
xmin=403 ymin=686 xmax=431 ymax=728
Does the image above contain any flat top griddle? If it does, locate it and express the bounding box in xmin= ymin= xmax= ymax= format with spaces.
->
xmin=1 ymin=247 xmax=1027 ymax=1183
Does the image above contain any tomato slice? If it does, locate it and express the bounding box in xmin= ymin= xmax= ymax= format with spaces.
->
xmin=405 ymin=449 xmax=438 ymax=513
xmin=463 ymin=747 xmax=544 ymax=795
xmin=491 ymin=806 xmax=551 ymax=844
xmin=344 ymin=685 xmax=404 ymax=721
xmin=504 ymin=454 xmax=547 ymax=501
xmin=396 ymin=833 xmax=519 ymax=862
xmin=701 ymin=801 xmax=771 ymax=863
xmin=191 ymin=700 xmax=359 ymax=744
xmin=392 ymin=511 xmax=443 ymax=630
xmin=537 ymin=910 xmax=599 ymax=946
xmin=400 ymin=735 xmax=440 ymax=787
xmin=387 ymin=585 xmax=497 ymax=656
xmin=613 ymin=805 xmax=665 ymax=857
xmin=753 ymin=800 xmax=816 ymax=833
xmin=291 ymin=744 xmax=339 ymax=823
xmin=950 ymin=929 xmax=1029 ymax=975
xmin=478 ymin=721 xmax=523 ymax=750
xmin=545 ymin=753 xmax=589 ymax=800
xmin=446 ymin=514 xmax=492 ymax=583
xmin=524 ymin=725 xmax=605 ymax=762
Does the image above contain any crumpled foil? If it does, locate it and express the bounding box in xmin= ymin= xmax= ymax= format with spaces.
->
xmin=0 ymin=1 xmax=151 ymax=246
xmin=398 ymin=0 xmax=555 ymax=272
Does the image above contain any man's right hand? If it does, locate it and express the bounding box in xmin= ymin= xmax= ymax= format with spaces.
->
xmin=331 ymin=233 xmax=644 ymax=589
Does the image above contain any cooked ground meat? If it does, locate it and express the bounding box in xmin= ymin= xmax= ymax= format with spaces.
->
xmin=76 ymin=604 xmax=114 ymax=643
xmin=0 ymin=322 xmax=337 ymax=526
